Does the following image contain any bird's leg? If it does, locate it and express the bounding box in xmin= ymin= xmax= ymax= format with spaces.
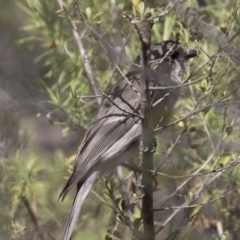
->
xmin=136 ymin=171 xmax=158 ymax=190
xmin=152 ymin=172 xmax=159 ymax=191
xmin=137 ymin=138 xmax=158 ymax=189
xmin=136 ymin=174 xmax=144 ymax=188
xmin=121 ymin=163 xmax=142 ymax=173
xmin=138 ymin=137 xmax=157 ymax=152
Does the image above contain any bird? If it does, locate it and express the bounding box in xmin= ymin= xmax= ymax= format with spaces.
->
xmin=59 ymin=40 xmax=197 ymax=240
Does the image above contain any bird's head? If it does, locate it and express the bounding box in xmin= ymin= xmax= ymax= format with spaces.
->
xmin=131 ymin=40 xmax=197 ymax=83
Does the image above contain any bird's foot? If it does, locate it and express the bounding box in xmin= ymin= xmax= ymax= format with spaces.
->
xmin=138 ymin=137 xmax=157 ymax=153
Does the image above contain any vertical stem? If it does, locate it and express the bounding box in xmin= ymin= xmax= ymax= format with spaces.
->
xmin=134 ymin=18 xmax=155 ymax=239
xmin=141 ymin=134 xmax=155 ymax=239
xmin=141 ymin=66 xmax=155 ymax=239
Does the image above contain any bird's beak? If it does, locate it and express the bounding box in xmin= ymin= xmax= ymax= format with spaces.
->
xmin=185 ymin=50 xmax=198 ymax=59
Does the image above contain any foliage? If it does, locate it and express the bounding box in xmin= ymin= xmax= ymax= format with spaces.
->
xmin=1 ymin=0 xmax=240 ymax=239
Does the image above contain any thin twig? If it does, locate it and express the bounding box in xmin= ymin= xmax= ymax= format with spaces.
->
xmin=57 ymin=0 xmax=101 ymax=107
xmin=154 ymin=190 xmax=234 ymax=211
xmin=100 ymin=91 xmax=142 ymax=118
xmin=21 ymin=196 xmax=53 ymax=240
xmin=152 ymin=160 xmax=240 ymax=179
xmin=154 ymin=89 xmax=240 ymax=132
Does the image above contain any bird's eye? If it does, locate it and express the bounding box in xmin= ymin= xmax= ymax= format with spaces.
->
xmin=171 ymin=51 xmax=179 ymax=60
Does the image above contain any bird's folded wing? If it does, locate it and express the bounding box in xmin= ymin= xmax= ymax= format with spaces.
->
xmin=60 ymin=76 xmax=142 ymax=199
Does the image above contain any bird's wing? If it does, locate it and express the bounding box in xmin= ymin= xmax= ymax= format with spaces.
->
xmin=61 ymin=137 xmax=140 ymax=240
xmin=59 ymin=73 xmax=142 ymax=200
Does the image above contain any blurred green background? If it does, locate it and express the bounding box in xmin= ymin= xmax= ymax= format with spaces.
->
xmin=1 ymin=0 xmax=240 ymax=240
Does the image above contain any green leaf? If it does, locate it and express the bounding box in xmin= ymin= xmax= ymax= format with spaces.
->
xmin=15 ymin=1 xmax=34 ymax=16
xmin=133 ymin=218 xmax=141 ymax=230
xmin=41 ymin=79 xmax=59 ymax=104
xmin=137 ymin=2 xmax=145 ymax=19
xmin=62 ymin=126 xmax=70 ymax=138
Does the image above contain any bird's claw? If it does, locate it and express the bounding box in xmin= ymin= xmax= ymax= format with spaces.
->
xmin=138 ymin=137 xmax=157 ymax=153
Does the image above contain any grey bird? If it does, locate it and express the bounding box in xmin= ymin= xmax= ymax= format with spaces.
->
xmin=59 ymin=40 xmax=197 ymax=240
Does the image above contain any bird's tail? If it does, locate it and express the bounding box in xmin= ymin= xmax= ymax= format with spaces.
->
xmin=62 ymin=172 xmax=99 ymax=240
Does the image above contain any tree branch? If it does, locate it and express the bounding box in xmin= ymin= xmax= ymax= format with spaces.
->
xmin=56 ymin=0 xmax=101 ymax=107
xmin=132 ymin=16 xmax=155 ymax=240
xmin=21 ymin=196 xmax=53 ymax=240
